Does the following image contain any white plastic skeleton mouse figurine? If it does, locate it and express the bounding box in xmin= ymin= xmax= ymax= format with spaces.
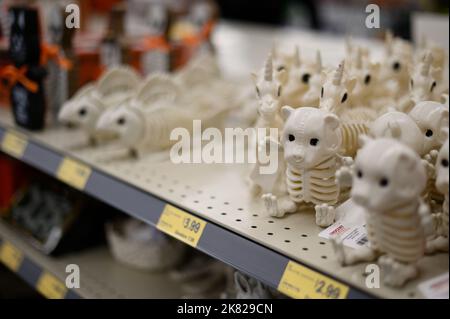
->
xmin=95 ymin=74 xmax=186 ymax=157
xmin=58 ymin=67 xmax=140 ymax=144
xmin=426 ymin=136 xmax=449 ymax=253
xmin=333 ymin=137 xmax=431 ymax=287
xmin=262 ymin=106 xmax=352 ymax=227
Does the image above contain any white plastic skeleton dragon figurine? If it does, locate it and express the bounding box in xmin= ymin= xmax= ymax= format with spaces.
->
xmin=262 ymin=106 xmax=353 ymax=227
xmin=426 ymin=136 xmax=449 ymax=253
xmin=58 ymin=67 xmax=141 ymax=144
xmin=333 ymin=137 xmax=432 ymax=287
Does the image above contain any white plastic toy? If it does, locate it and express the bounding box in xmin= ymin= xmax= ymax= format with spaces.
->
xmin=262 ymin=106 xmax=352 ymax=227
xmin=426 ymin=136 xmax=449 ymax=253
xmin=408 ymin=101 xmax=449 ymax=156
xmin=333 ymin=137 xmax=431 ymax=287
xmin=251 ymin=54 xmax=284 ymax=131
xmin=58 ymin=67 xmax=141 ymax=144
xmin=319 ymin=62 xmax=375 ymax=156
xmin=96 ymin=72 xmax=232 ymax=158
xmin=370 ymin=111 xmax=426 ymax=156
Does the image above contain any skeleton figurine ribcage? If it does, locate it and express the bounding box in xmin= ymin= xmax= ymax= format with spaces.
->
xmin=286 ymin=156 xmax=339 ymax=205
xmin=368 ymin=203 xmax=425 ymax=263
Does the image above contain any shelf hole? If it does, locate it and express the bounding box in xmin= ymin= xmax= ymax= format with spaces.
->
xmin=238 ymin=208 xmax=243 ymax=211
xmin=252 ymin=214 xmax=258 ymax=217
xmin=224 ymin=202 xmax=229 ymax=205
xmin=210 ymin=196 xmax=215 ymax=199
xmin=319 ymin=242 xmax=326 ymax=245
xmin=221 ymin=212 xmax=227 ymax=216
xmin=321 ymin=255 xmax=327 ymax=259
xmin=301 ymin=234 xmax=308 ymax=238
xmin=268 ymin=220 xmax=274 ymax=224
xmin=267 ymin=232 xmax=273 ymax=236
xmin=284 ymin=227 xmax=290 ymax=230
xmin=284 ymin=240 xmax=291 ymax=243
xmin=235 ymin=219 xmax=242 ymax=222
xmin=302 ymin=247 xmax=308 ymax=251
xmin=251 ymin=225 xmax=257 ymax=229
xmin=194 ymin=200 xmax=199 ymax=203
xmin=207 ymin=206 xmax=213 ymax=209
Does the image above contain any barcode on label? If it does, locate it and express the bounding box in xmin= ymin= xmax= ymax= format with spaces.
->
xmin=356 ymin=236 xmax=368 ymax=246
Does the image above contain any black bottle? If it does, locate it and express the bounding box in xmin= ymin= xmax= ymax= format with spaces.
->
xmin=8 ymin=6 xmax=46 ymax=131
xmin=8 ymin=6 xmax=41 ymax=67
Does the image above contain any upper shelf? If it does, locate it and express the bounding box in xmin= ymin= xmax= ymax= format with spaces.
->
xmin=1 ymin=108 xmax=447 ymax=299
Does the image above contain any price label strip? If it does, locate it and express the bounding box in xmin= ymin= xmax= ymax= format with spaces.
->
xmin=278 ymin=261 xmax=349 ymax=299
xmin=1 ymin=130 xmax=28 ymax=158
xmin=36 ymin=272 xmax=68 ymax=299
xmin=157 ymin=204 xmax=207 ymax=247
xmin=0 ymin=241 xmax=23 ymax=272
xmin=56 ymin=157 xmax=92 ymax=190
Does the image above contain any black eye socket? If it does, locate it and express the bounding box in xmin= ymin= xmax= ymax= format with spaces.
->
xmin=302 ymin=73 xmax=311 ymax=84
xmin=442 ymin=159 xmax=449 ymax=168
xmin=357 ymin=170 xmax=363 ymax=178
xmin=392 ymin=62 xmax=401 ymax=71
xmin=277 ymin=65 xmax=285 ymax=72
xmin=430 ymin=81 xmax=436 ymax=92
xmin=78 ymin=108 xmax=87 ymax=116
xmin=277 ymin=86 xmax=282 ymax=97
xmin=341 ymin=92 xmax=348 ymax=103
xmin=379 ymin=177 xmax=389 ymax=187
xmin=425 ymin=129 xmax=433 ymax=137
xmin=410 ymin=79 xmax=414 ymax=88
xmin=309 ymin=138 xmax=319 ymax=146
xmin=288 ymin=134 xmax=295 ymax=142
xmin=117 ymin=117 xmax=126 ymax=125
xmin=321 ymin=87 xmax=324 ymax=98
xmin=364 ymin=75 xmax=371 ymax=85
xmin=255 ymin=87 xmax=260 ymax=97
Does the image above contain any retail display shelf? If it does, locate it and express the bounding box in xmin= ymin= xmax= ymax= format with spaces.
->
xmin=1 ymin=109 xmax=448 ymax=299
xmin=0 ymin=220 xmax=184 ymax=299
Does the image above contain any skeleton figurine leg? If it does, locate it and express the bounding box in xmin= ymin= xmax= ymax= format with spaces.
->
xmin=378 ymin=255 xmax=419 ymax=287
xmin=262 ymin=193 xmax=297 ymax=218
xmin=426 ymin=236 xmax=449 ymax=253
xmin=331 ymin=236 xmax=379 ymax=266
xmin=315 ymin=204 xmax=336 ymax=227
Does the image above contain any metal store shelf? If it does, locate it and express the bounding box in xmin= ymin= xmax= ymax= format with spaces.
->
xmin=0 ymin=220 xmax=185 ymax=299
xmin=1 ymin=109 xmax=448 ymax=299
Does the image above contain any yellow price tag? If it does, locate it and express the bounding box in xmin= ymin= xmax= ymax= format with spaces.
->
xmin=36 ymin=272 xmax=67 ymax=299
xmin=1 ymin=130 xmax=28 ymax=158
xmin=157 ymin=204 xmax=206 ymax=247
xmin=56 ymin=157 xmax=91 ymax=190
xmin=278 ymin=261 xmax=349 ymax=299
xmin=0 ymin=242 xmax=23 ymax=272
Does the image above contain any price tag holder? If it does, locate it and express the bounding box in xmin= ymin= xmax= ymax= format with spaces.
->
xmin=56 ymin=157 xmax=92 ymax=190
xmin=157 ymin=204 xmax=207 ymax=247
xmin=278 ymin=261 xmax=349 ymax=299
xmin=1 ymin=130 xmax=28 ymax=158
xmin=36 ymin=272 xmax=67 ymax=299
xmin=0 ymin=241 xmax=23 ymax=272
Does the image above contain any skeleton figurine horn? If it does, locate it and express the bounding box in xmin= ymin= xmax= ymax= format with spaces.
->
xmin=264 ymin=54 xmax=273 ymax=82
xmin=333 ymin=61 xmax=345 ymax=86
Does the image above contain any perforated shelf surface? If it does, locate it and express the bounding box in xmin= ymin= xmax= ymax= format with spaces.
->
xmin=0 ymin=108 xmax=447 ymax=299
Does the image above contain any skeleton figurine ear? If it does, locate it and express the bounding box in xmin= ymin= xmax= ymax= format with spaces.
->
xmin=281 ymin=106 xmax=295 ymax=121
xmin=346 ymin=77 xmax=357 ymax=93
xmin=358 ymin=135 xmax=373 ymax=147
xmin=387 ymin=120 xmax=402 ymax=138
xmin=395 ymin=150 xmax=427 ymax=197
xmin=324 ymin=113 xmax=341 ymax=151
